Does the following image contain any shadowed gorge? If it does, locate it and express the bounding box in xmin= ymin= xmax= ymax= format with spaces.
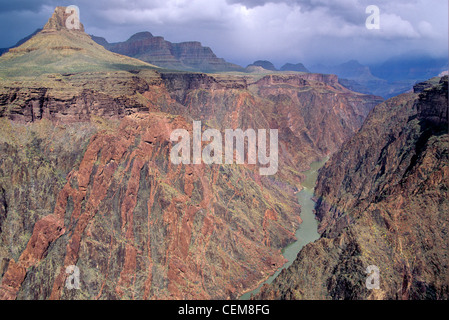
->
xmin=257 ymin=76 xmax=448 ymax=300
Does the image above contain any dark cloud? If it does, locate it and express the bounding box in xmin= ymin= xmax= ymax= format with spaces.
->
xmin=0 ymin=0 xmax=447 ymax=66
xmin=226 ymin=0 xmax=405 ymax=25
xmin=0 ymin=0 xmax=51 ymax=13
xmin=226 ymin=0 xmax=290 ymax=8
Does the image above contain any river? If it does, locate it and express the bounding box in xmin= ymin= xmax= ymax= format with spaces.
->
xmin=239 ymin=157 xmax=328 ymax=300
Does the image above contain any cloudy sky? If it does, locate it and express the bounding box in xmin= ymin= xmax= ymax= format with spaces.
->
xmin=0 ymin=0 xmax=447 ymax=67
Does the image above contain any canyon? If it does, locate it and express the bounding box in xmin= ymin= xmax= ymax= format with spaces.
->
xmin=257 ymin=76 xmax=448 ymax=300
xmin=2 ymin=5 xmax=447 ymax=301
xmin=0 ymin=7 xmax=385 ymax=300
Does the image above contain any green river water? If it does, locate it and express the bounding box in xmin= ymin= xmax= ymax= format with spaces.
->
xmin=240 ymin=157 xmax=328 ymax=300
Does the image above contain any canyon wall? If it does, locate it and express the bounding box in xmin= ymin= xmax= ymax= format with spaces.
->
xmin=0 ymin=6 xmax=385 ymax=300
xmin=257 ymin=76 xmax=448 ymax=300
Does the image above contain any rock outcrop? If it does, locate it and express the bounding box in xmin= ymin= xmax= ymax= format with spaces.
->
xmin=92 ymin=32 xmax=244 ymax=73
xmin=0 ymin=67 xmax=383 ymax=299
xmin=42 ymin=6 xmax=85 ymax=32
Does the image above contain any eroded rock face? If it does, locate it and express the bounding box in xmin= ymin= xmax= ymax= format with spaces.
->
xmin=257 ymin=76 xmax=449 ymax=300
xmin=93 ymin=33 xmax=244 ymax=73
xmin=0 ymin=71 xmax=383 ymax=176
xmin=0 ymin=119 xmax=100 ymax=299
xmin=42 ymin=6 xmax=85 ymax=33
xmin=415 ymin=78 xmax=448 ymax=126
xmin=0 ymin=114 xmax=299 ymax=300
xmin=0 ymin=6 xmax=386 ymax=300
xmin=0 ymin=70 xmax=383 ymax=300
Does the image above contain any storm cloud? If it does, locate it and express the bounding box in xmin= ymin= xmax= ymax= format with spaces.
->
xmin=0 ymin=0 xmax=447 ymax=67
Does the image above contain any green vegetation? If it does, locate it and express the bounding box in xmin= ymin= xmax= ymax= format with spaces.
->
xmin=0 ymin=29 xmax=159 ymax=78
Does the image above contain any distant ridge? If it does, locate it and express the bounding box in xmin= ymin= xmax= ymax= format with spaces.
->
xmin=310 ymin=58 xmax=448 ymax=98
xmin=0 ymin=29 xmax=42 ymax=56
xmin=371 ymin=54 xmax=448 ymax=82
xmin=311 ymin=60 xmax=376 ymax=79
xmin=91 ymin=32 xmax=244 ymax=73
xmin=246 ymin=61 xmax=310 ymax=73
xmin=247 ymin=60 xmax=277 ymax=71
xmin=311 ymin=60 xmax=405 ymax=98
xmin=280 ymin=63 xmax=309 ymax=73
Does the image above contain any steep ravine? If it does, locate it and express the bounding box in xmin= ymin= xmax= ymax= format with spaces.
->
xmin=0 ymin=68 xmax=382 ymax=299
xmin=241 ymin=157 xmax=327 ymax=299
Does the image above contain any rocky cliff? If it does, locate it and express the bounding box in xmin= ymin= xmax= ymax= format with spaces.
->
xmin=92 ymin=32 xmax=244 ymax=73
xmin=0 ymin=113 xmax=304 ymax=300
xmin=257 ymin=76 xmax=448 ymax=300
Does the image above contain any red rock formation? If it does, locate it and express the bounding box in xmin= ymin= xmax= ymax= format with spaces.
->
xmin=0 ymin=69 xmax=383 ymax=299
xmin=0 ymin=113 xmax=300 ymax=299
xmin=0 ymin=6 xmax=385 ymax=300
